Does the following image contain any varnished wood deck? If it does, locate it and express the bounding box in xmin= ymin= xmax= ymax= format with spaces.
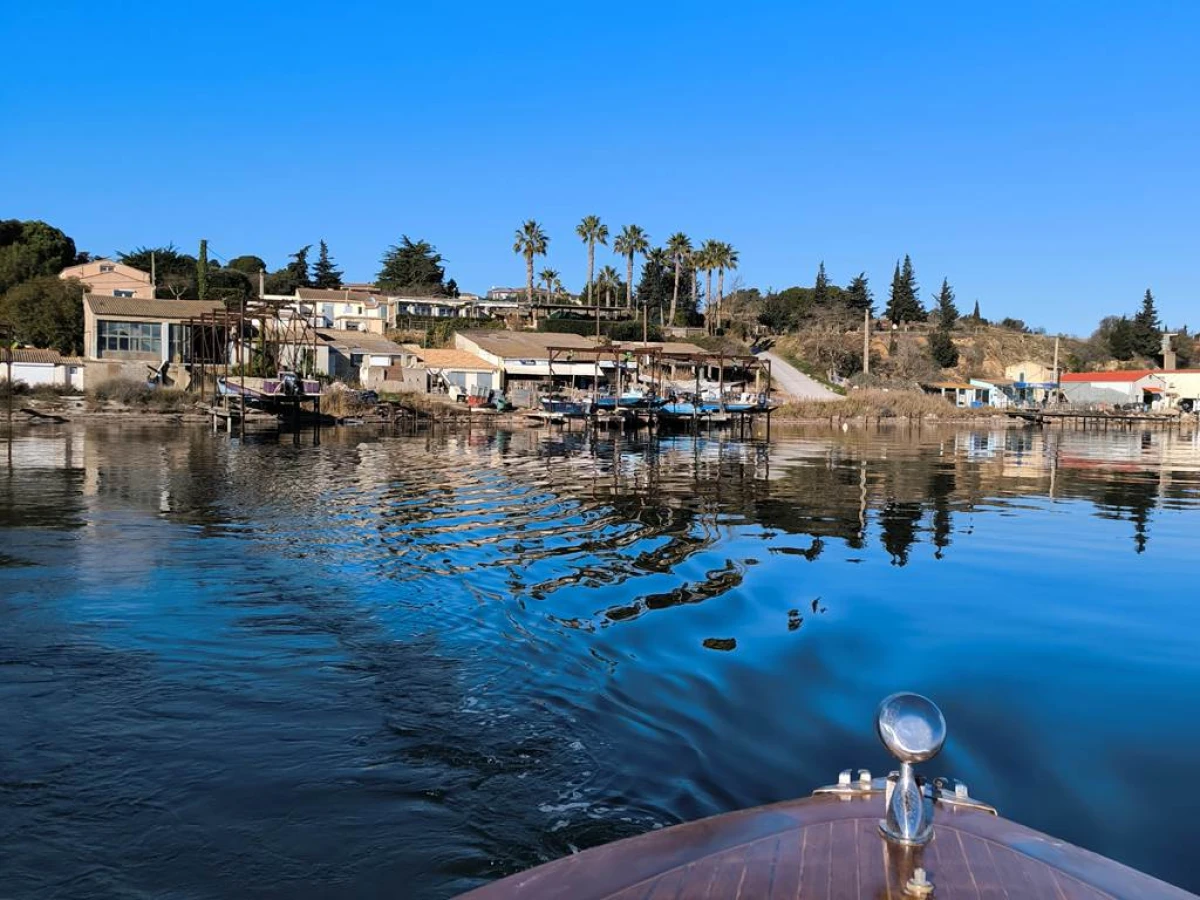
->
xmin=460 ymin=793 xmax=1196 ymax=899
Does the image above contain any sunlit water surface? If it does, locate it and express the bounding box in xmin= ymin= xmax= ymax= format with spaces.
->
xmin=3 ymin=422 xmax=1200 ymax=897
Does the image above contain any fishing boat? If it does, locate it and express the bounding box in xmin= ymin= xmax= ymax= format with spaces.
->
xmin=216 ymin=372 xmax=322 ymax=400
xmin=539 ymin=396 xmax=588 ymax=417
xmin=460 ymin=693 xmax=1195 ymax=898
xmin=592 ymin=389 xmax=661 ymax=410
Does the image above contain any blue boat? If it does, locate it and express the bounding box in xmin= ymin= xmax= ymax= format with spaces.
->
xmin=539 ymin=396 xmax=587 ymax=417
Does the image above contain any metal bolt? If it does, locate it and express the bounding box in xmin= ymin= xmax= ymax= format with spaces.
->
xmin=906 ymin=867 xmax=934 ymax=897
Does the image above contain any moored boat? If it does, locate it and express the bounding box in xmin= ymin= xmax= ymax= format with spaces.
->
xmin=459 ymin=693 xmax=1195 ymax=899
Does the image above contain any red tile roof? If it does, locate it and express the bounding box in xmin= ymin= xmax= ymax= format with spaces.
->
xmin=1059 ymin=370 xmax=1153 ymax=383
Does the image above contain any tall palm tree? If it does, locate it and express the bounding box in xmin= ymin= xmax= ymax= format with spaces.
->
xmin=539 ymin=267 xmax=559 ymax=304
xmin=613 ymin=225 xmax=649 ymax=310
xmin=696 ymin=240 xmax=718 ymax=334
xmin=665 ymin=232 xmax=692 ymax=327
xmin=513 ymin=220 xmax=549 ymax=308
xmin=714 ymin=242 xmax=738 ymax=332
xmin=688 ymin=247 xmax=700 ymax=322
xmin=575 ymin=215 xmax=608 ymax=310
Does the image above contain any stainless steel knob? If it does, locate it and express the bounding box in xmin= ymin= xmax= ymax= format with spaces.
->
xmin=876 ymin=692 xmax=946 ymax=764
xmin=876 ymin=692 xmax=945 ymax=845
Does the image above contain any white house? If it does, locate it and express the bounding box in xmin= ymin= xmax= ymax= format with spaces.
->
xmin=1058 ymin=370 xmax=1166 ymax=407
xmin=2 ymin=348 xmax=85 ymax=390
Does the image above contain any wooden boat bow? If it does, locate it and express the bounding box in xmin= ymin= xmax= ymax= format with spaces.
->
xmin=460 ymin=694 xmax=1195 ymax=899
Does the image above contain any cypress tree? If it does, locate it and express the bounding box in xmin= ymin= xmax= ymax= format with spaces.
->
xmin=311 ymin=240 xmax=343 ymax=289
xmin=197 ymin=239 xmax=208 ymax=301
xmin=971 ymin=299 xmax=981 ymax=322
xmin=933 ymin=278 xmax=958 ymax=328
xmin=813 ymin=261 xmax=830 ymax=307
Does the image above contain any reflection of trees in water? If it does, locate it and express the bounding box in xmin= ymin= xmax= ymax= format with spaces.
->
xmin=928 ymin=465 xmax=956 ymax=559
xmin=1096 ymin=475 xmax=1159 ymax=555
xmin=879 ymin=500 xmax=924 ymax=566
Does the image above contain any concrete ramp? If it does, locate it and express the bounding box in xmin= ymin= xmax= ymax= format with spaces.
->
xmin=755 ymin=351 xmax=842 ymax=400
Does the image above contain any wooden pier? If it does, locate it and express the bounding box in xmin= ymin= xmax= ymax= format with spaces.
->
xmin=1006 ymin=408 xmax=1185 ymax=428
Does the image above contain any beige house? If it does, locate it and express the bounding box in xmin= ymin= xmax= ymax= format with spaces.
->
xmin=1157 ymin=369 xmax=1200 ymax=410
xmin=83 ymin=294 xmax=225 ymax=385
xmin=1003 ymin=360 xmax=1058 ymax=404
xmin=2 ymin=348 xmax=86 ymax=390
xmin=61 ymin=260 xmax=154 ymax=298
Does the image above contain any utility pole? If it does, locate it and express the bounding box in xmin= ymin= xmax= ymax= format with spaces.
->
xmin=150 ymin=251 xmax=156 ymax=297
xmin=1052 ymin=335 xmax=1060 ymax=405
xmin=863 ymin=308 xmax=871 ymax=375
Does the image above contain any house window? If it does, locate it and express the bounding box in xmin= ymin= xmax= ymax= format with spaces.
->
xmin=97 ymin=320 xmax=162 ymax=355
xmin=99 ymin=264 xmax=115 ymax=273
xmin=113 ymin=289 xmax=135 ymax=297
xmin=168 ymin=324 xmax=191 ymax=362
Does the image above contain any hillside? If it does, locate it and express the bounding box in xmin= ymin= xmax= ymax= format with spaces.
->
xmin=772 ymin=325 xmax=1093 ymax=385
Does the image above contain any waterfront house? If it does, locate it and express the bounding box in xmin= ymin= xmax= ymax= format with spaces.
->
xmin=83 ymin=294 xmax=225 ymax=387
xmin=1003 ymin=360 xmax=1058 ymax=405
xmin=920 ymin=380 xmax=980 ymax=407
xmin=1058 ymin=370 xmax=1167 ymax=408
xmin=311 ymin=328 xmax=415 ymax=383
xmin=1156 ymin=369 xmax=1200 ymax=410
xmin=969 ymin=378 xmax=1011 ymax=408
xmin=60 ymin=260 xmax=154 ymax=298
xmin=2 ymin=348 xmax=86 ymax=390
xmin=408 ymin=347 xmax=502 ymax=397
xmin=454 ymin=330 xmax=611 ymax=393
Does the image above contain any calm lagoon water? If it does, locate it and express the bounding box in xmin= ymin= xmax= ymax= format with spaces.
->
xmin=2 ymin=422 xmax=1200 ymax=897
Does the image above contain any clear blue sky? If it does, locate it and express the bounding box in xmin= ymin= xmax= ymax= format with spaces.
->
xmin=2 ymin=0 xmax=1196 ymax=335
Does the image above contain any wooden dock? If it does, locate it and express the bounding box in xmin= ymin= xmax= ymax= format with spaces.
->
xmin=1006 ymin=408 xmax=1184 ymax=427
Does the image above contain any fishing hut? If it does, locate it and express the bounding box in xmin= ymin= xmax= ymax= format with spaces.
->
xmin=539 ymin=342 xmax=776 ymax=437
xmin=184 ymin=300 xmax=324 ymax=437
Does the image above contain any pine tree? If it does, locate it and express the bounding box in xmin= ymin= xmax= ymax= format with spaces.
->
xmin=885 ymin=255 xmax=924 ymax=322
xmin=844 ymin=273 xmax=872 ymax=314
xmin=311 ymin=240 xmax=343 ymax=289
xmin=1131 ymin=288 xmax=1161 ymax=358
xmin=971 ymin=299 xmax=982 ymax=322
xmin=933 ymin=278 xmax=958 ymax=328
xmin=813 ymin=261 xmax=830 ymax=307
xmin=285 ymin=245 xmax=312 ymax=290
xmin=928 ymin=328 xmax=959 ymax=368
xmin=1108 ymin=316 xmax=1136 ymax=361
xmin=379 ymin=236 xmax=449 ymax=296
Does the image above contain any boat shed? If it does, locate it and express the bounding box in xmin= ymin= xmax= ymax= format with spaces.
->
xmin=454 ymin=330 xmax=612 ymax=388
xmin=1058 ymin=370 xmax=1166 ymax=407
xmin=921 ymin=380 xmax=983 ymax=407
xmin=1 ymin=348 xmax=86 ymax=390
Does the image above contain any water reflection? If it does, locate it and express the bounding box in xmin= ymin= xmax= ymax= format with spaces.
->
xmin=2 ymin=422 xmax=1200 ymax=897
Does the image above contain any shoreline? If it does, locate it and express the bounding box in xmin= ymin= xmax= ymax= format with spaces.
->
xmin=7 ymin=400 xmax=1027 ymax=430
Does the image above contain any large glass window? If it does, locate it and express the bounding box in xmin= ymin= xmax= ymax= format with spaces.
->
xmin=97 ymin=321 xmax=162 ymax=355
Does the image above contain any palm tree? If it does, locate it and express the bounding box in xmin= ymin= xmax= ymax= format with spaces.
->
xmin=665 ymin=232 xmax=692 ymax=327
xmin=575 ymin=215 xmax=608 ymax=310
xmin=714 ymin=242 xmax=738 ymax=332
xmin=513 ymin=220 xmax=549 ymax=308
xmin=696 ymin=240 xmax=718 ymax=334
xmin=539 ymin=267 xmax=559 ymax=304
xmin=597 ymin=265 xmax=621 ymax=308
xmin=613 ymin=225 xmax=649 ymax=310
